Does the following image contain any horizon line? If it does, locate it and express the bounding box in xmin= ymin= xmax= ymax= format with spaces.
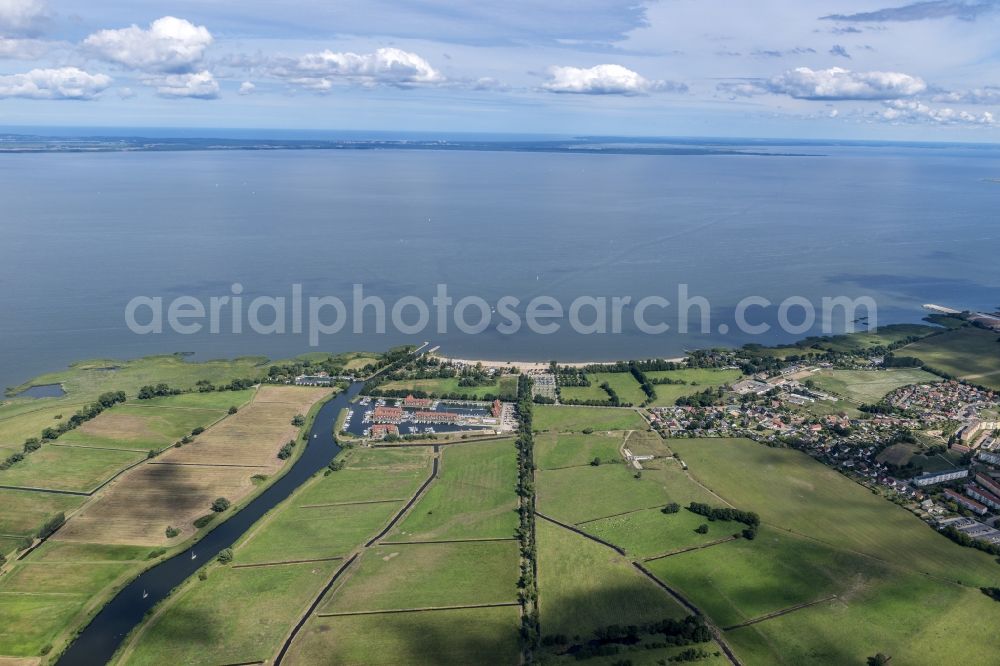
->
xmin=2 ymin=125 xmax=1000 ymax=148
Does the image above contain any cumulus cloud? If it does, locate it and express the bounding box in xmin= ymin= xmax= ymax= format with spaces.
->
xmin=541 ymin=64 xmax=686 ymax=95
xmin=84 ymin=16 xmax=213 ymax=73
xmin=271 ymin=47 xmax=443 ymax=89
xmin=0 ymin=66 xmax=111 ymax=99
xmin=881 ymin=99 xmax=996 ymax=124
xmin=932 ymin=86 xmax=1000 ymax=103
xmin=822 ymin=0 xmax=999 ymax=22
xmin=146 ymin=70 xmax=219 ymax=99
xmin=766 ymin=67 xmax=926 ymax=100
xmin=238 ymin=80 xmax=255 ymax=95
xmin=0 ymin=0 xmax=47 ymax=35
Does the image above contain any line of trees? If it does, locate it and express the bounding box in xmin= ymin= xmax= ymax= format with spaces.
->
xmin=514 ymin=374 xmax=540 ymax=656
xmin=941 ymin=525 xmax=1000 ymax=557
xmin=629 ymin=362 xmax=657 ymax=405
xmin=542 ymin=616 xmax=713 ymax=660
xmin=686 ymin=502 xmax=759 ymax=526
xmin=1 ymin=391 xmax=127 ymax=471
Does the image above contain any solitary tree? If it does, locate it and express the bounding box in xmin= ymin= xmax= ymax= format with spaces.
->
xmin=211 ymin=497 xmax=231 ymax=513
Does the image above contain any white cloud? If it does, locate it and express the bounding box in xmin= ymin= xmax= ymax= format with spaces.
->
xmin=273 ymin=47 xmax=443 ymax=90
xmin=146 ymin=70 xmax=219 ymax=99
xmin=238 ymin=80 xmax=255 ymax=95
xmin=0 ymin=36 xmax=48 ymax=59
xmin=766 ymin=67 xmax=926 ymax=100
xmin=0 ymin=0 xmax=46 ymax=35
xmin=83 ymin=16 xmax=213 ymax=73
xmin=881 ymin=99 xmax=996 ymax=125
xmin=0 ymin=66 xmax=110 ymax=99
xmin=541 ymin=63 xmax=685 ymax=95
xmin=932 ymin=86 xmax=1000 ymax=104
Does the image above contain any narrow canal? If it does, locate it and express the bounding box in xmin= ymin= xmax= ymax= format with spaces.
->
xmin=57 ymin=381 xmax=362 ymax=665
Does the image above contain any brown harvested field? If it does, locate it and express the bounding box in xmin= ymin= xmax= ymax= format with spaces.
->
xmin=53 ymin=464 xmax=253 ymax=545
xmin=163 ymin=386 xmax=329 ymax=467
xmin=51 ymin=387 xmax=330 ymax=546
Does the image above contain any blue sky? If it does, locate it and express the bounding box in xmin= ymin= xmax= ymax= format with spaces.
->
xmin=1 ymin=0 xmax=1000 ymax=139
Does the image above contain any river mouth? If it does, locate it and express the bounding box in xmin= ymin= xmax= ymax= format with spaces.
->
xmin=56 ymin=382 xmax=361 ymax=666
xmin=15 ymin=383 xmax=66 ymax=398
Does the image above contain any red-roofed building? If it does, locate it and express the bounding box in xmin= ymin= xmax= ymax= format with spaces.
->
xmin=967 ymin=483 xmax=1000 ymax=511
xmin=373 ymin=406 xmax=404 ymax=423
xmin=491 ymin=399 xmax=503 ymax=418
xmin=945 ymin=488 xmax=988 ymax=515
xmin=414 ymin=410 xmax=459 ymax=423
xmin=404 ymin=394 xmax=432 ymax=408
xmin=976 ymin=473 xmax=1000 ymax=498
xmin=370 ymin=424 xmax=399 ymax=440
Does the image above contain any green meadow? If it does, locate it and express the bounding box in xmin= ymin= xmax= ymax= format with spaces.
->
xmin=533 ymin=405 xmax=647 ymax=433
xmin=537 ymin=459 xmax=716 ymax=525
xmin=725 ymin=571 xmax=1000 ymax=665
xmin=320 ymin=541 xmax=519 ymax=613
xmin=536 ymin=519 xmax=687 ymax=640
xmin=584 ymin=507 xmax=738 ymax=559
xmin=6 ymin=354 xmax=269 ymax=402
xmin=0 ymin=543 xmax=153 ymax=657
xmin=669 ymin=438 xmax=1000 ymax=587
xmin=378 ymin=375 xmax=518 ymax=399
xmin=647 ymin=437 xmax=1000 ymax=664
xmin=745 ymin=324 xmax=940 ymax=359
xmin=0 ymin=445 xmax=143 ymax=492
xmin=119 ymin=560 xmax=341 ymax=666
xmin=534 ymin=431 xmax=624 ymax=469
xmin=646 ymin=368 xmax=743 ymax=406
xmin=558 ymin=382 xmax=613 ymax=403
xmin=591 ymin=372 xmax=649 ymax=405
xmin=806 ymin=368 xmax=940 ymax=403
xmin=0 ymin=488 xmax=85 ymax=538
xmin=647 ymin=527 xmax=873 ymax=628
xmin=390 ymin=439 xmax=518 ymax=542
xmin=285 ymin=606 xmax=522 ymax=666
xmin=235 ymin=500 xmax=402 ymax=565
xmin=902 ymin=326 xmax=1000 ymax=389
xmin=130 ymin=388 xmax=254 ymax=410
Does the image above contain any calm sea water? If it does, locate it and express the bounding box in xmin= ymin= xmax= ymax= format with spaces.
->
xmin=1 ymin=143 xmax=998 ymax=390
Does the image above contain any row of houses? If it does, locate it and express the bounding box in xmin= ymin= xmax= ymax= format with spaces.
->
xmin=944 ymin=488 xmax=988 ymax=516
xmin=372 ymin=404 xmax=462 ymax=424
xmin=965 ymin=473 xmax=1000 ymax=511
